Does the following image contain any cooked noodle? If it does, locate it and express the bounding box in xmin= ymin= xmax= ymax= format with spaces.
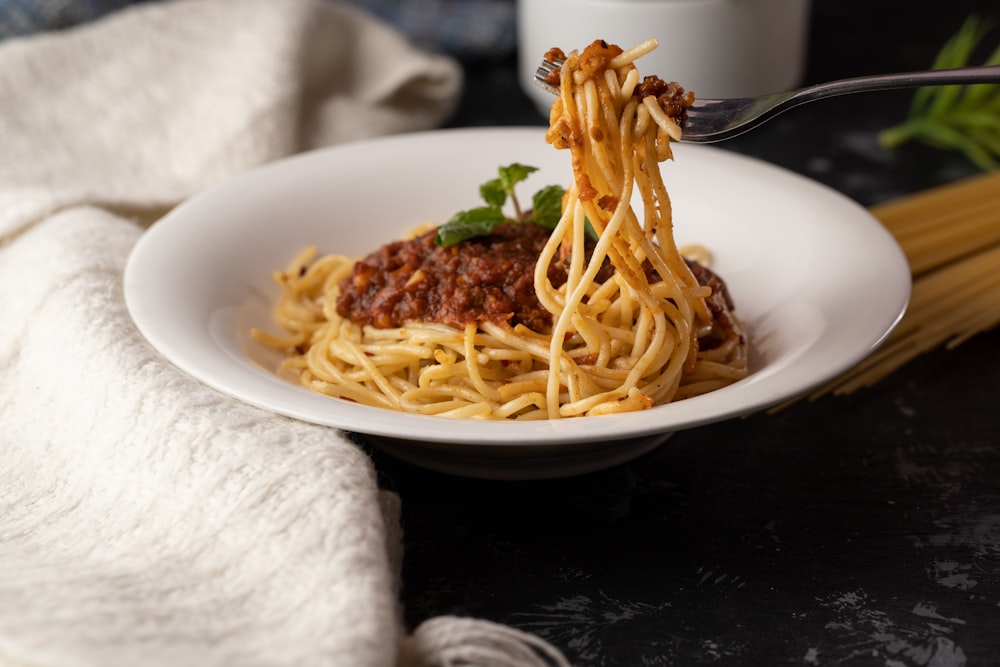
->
xmin=252 ymin=39 xmax=748 ymax=419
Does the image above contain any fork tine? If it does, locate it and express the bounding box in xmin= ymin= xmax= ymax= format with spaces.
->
xmin=533 ymin=57 xmax=564 ymax=95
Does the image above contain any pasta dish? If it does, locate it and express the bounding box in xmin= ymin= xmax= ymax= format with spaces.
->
xmin=252 ymin=38 xmax=748 ymax=419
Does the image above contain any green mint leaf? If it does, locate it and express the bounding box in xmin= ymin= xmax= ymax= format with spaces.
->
xmin=498 ymin=163 xmax=538 ymax=194
xmin=436 ymin=163 xmax=570 ymax=246
xmin=530 ymin=184 xmax=565 ymax=229
xmin=480 ymin=178 xmax=507 ymax=209
xmin=435 ymin=206 xmax=507 ymax=247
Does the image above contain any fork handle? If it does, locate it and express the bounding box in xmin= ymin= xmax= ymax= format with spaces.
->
xmin=790 ymin=65 xmax=1000 ymax=103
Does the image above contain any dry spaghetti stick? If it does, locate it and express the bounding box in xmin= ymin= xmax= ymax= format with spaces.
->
xmin=894 ymin=207 xmax=1000 ymax=275
xmin=777 ymin=178 xmax=1000 ymax=408
xmin=874 ymin=171 xmax=1000 ymax=275
xmin=818 ymin=249 xmax=1000 ymax=397
xmin=870 ymin=170 xmax=1000 ymax=231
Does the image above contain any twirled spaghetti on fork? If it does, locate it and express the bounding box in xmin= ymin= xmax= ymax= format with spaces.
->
xmin=252 ymin=38 xmax=748 ymax=419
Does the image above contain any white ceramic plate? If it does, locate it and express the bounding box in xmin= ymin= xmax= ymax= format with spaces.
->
xmin=124 ymin=127 xmax=910 ymax=479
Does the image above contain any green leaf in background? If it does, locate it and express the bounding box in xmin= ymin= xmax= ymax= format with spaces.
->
xmin=879 ymin=15 xmax=1000 ymax=171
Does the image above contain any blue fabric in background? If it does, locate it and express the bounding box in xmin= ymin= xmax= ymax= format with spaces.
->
xmin=345 ymin=0 xmax=515 ymax=61
xmin=0 ymin=0 xmax=517 ymax=61
xmin=0 ymin=0 xmax=152 ymax=39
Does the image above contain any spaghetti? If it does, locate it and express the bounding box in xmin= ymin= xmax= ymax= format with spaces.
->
xmin=252 ymin=38 xmax=748 ymax=419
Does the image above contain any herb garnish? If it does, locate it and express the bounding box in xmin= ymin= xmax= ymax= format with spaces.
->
xmin=878 ymin=15 xmax=1000 ymax=171
xmin=434 ymin=163 xmax=566 ymax=247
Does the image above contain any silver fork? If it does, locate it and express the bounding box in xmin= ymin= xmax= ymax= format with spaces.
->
xmin=534 ymin=58 xmax=1000 ymax=143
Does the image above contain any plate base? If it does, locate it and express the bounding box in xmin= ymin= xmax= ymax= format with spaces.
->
xmin=365 ymin=432 xmax=673 ymax=480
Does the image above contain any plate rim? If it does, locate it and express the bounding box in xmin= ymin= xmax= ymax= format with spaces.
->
xmin=124 ymin=126 xmax=911 ymax=447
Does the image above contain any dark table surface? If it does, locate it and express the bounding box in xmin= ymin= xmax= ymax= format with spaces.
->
xmin=368 ymin=2 xmax=1000 ymax=664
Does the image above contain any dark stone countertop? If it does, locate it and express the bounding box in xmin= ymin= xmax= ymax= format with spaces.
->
xmin=369 ymin=2 xmax=1000 ymax=664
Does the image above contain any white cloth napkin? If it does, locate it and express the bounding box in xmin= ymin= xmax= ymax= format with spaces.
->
xmin=0 ymin=1 xmax=567 ymax=665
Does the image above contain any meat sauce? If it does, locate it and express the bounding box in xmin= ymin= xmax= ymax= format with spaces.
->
xmin=336 ymin=223 xmax=589 ymax=331
xmin=336 ymin=222 xmax=736 ymax=347
xmin=686 ymin=258 xmax=741 ymax=351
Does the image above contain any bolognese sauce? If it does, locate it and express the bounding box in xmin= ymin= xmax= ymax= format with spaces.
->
xmin=337 ymin=223 xmax=578 ymax=331
xmin=337 ymin=222 xmax=739 ymax=347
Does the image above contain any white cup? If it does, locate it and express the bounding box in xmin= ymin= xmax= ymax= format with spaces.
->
xmin=517 ymin=0 xmax=811 ymax=115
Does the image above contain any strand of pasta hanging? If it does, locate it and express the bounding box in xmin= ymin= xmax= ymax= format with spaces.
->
xmin=539 ymin=38 xmax=746 ymax=415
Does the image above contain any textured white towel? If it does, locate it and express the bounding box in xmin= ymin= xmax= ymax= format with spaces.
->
xmin=0 ymin=0 xmax=462 ymax=238
xmin=0 ymin=1 xmax=566 ymax=666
